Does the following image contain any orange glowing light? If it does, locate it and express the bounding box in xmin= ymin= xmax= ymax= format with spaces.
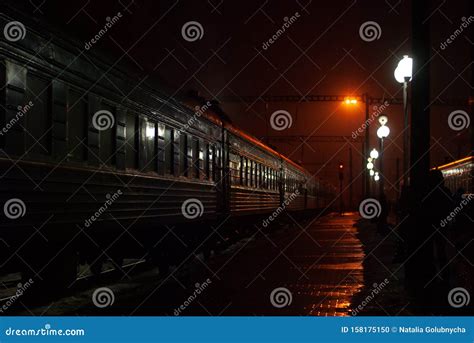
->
xmin=343 ymin=97 xmax=358 ymax=105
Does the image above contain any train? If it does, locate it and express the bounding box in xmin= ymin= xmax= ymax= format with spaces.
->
xmin=0 ymin=12 xmax=336 ymax=291
xmin=434 ymin=156 xmax=473 ymax=195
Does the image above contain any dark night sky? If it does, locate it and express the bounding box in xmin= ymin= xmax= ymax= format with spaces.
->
xmin=3 ymin=0 xmax=472 ymax=202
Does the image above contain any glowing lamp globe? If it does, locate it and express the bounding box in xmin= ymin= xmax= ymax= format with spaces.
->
xmin=377 ymin=125 xmax=390 ymax=139
xmin=394 ymin=55 xmax=413 ymax=83
xmin=370 ymin=149 xmax=379 ymax=159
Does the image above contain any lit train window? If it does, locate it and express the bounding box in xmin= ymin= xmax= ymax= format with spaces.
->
xmin=157 ymin=123 xmax=165 ymax=174
xmin=145 ymin=121 xmax=156 ymax=172
xmin=209 ymin=145 xmax=214 ymax=181
xmin=125 ymin=113 xmax=138 ymax=169
xmin=249 ymin=160 xmax=254 ymax=187
xmin=257 ymin=164 xmax=261 ymax=188
xmin=204 ymin=143 xmax=210 ymax=179
xmin=230 ymin=153 xmax=240 ymax=185
xmin=198 ymin=140 xmax=204 ymax=179
xmin=240 ymin=155 xmax=244 ymax=185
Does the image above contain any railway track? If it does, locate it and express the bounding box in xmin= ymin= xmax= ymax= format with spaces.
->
xmin=0 ymin=258 xmax=152 ymax=312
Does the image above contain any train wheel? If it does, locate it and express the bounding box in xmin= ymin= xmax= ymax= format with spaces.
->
xmin=21 ymin=243 xmax=78 ymax=301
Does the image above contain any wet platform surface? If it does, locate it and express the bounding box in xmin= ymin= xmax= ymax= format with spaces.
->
xmin=19 ymin=212 xmax=367 ymax=316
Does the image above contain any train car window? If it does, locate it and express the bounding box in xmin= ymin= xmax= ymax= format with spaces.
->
xmin=229 ymin=153 xmax=240 ymax=185
xmin=204 ymin=143 xmax=210 ymax=179
xmin=249 ymin=160 xmax=254 ymax=187
xmin=26 ymin=73 xmax=52 ymax=155
xmin=125 ymin=113 xmax=138 ymax=169
xmin=180 ymin=134 xmax=188 ymax=177
xmin=67 ymin=88 xmax=88 ymax=161
xmin=255 ymin=164 xmax=259 ymax=188
xmin=192 ymin=138 xmax=199 ymax=178
xmin=253 ymin=162 xmax=257 ymax=188
xmin=98 ymin=103 xmax=116 ymax=166
xmin=268 ymin=168 xmax=271 ymax=189
xmin=239 ymin=156 xmax=244 ymax=186
xmin=197 ymin=140 xmax=204 ymax=179
xmin=244 ymin=158 xmax=249 ymax=187
xmin=164 ymin=127 xmax=174 ymax=175
xmin=275 ymin=170 xmax=278 ymax=190
xmin=157 ymin=123 xmax=165 ymax=174
xmin=215 ymin=147 xmax=220 ymax=180
xmin=209 ymin=145 xmax=214 ymax=181
xmin=270 ymin=168 xmax=273 ymax=189
xmin=250 ymin=161 xmax=256 ymax=187
xmin=145 ymin=121 xmax=156 ymax=172
xmin=173 ymin=130 xmax=180 ymax=176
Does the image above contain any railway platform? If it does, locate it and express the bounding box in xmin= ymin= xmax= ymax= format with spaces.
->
xmin=12 ymin=212 xmax=411 ymax=316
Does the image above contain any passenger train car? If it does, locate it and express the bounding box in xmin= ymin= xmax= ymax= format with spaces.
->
xmin=434 ymin=156 xmax=473 ymax=195
xmin=0 ymin=12 xmax=336 ymax=289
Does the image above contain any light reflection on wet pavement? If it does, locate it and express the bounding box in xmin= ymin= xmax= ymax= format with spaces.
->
xmin=20 ymin=212 xmax=366 ymax=316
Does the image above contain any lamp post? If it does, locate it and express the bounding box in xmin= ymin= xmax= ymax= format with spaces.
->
xmin=376 ymin=116 xmax=390 ymax=200
xmin=394 ymin=55 xmax=413 ymax=191
xmin=344 ymin=95 xmax=369 ymax=199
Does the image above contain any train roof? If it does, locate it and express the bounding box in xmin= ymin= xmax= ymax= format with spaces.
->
xmin=2 ymin=5 xmax=317 ymax=183
xmin=433 ymin=156 xmax=474 ymax=171
xmin=181 ymin=96 xmax=310 ymax=176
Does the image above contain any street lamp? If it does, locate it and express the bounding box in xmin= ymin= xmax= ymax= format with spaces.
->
xmin=394 ymin=55 xmax=413 ymax=191
xmin=370 ymin=148 xmax=379 ymax=160
xmin=374 ymin=172 xmax=380 ymax=181
xmin=377 ymin=115 xmax=390 ymax=200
